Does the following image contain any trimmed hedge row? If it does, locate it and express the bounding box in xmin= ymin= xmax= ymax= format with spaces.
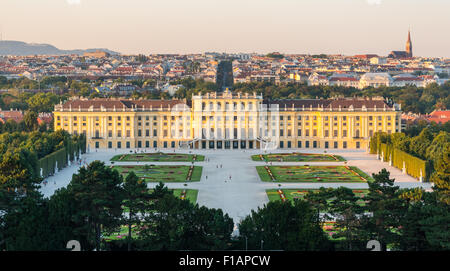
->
xmin=38 ymin=135 xmax=86 ymax=178
xmin=377 ymin=143 xmax=430 ymax=181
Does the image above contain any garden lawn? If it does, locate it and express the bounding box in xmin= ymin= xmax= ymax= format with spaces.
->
xmin=252 ymin=152 xmax=345 ymax=162
xmin=257 ymin=165 xmax=370 ymax=183
xmin=111 ymin=152 xmax=205 ymax=162
xmin=266 ymin=189 xmax=369 ymax=206
xmin=112 ymin=165 xmax=202 ymax=182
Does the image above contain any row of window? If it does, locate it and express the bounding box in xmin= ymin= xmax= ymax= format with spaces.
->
xmin=57 ymin=114 xmax=396 ymax=122
xmin=96 ymin=140 xmax=360 ymax=150
xmin=279 ymin=141 xmax=360 ymax=149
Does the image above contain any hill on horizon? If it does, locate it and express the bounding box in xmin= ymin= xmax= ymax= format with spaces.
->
xmin=0 ymin=40 xmax=119 ymax=56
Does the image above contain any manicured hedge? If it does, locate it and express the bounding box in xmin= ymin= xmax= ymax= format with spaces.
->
xmin=38 ymin=134 xmax=86 ymax=178
xmin=377 ymin=143 xmax=429 ymax=181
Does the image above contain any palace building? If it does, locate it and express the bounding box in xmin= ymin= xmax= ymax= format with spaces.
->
xmin=53 ymin=89 xmax=402 ymax=151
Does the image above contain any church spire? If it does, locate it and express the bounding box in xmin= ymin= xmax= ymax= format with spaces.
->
xmin=406 ymin=29 xmax=413 ymax=58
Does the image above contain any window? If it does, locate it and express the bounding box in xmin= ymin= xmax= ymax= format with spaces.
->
xmin=343 ymin=141 xmax=347 ymax=149
xmin=297 ymin=141 xmax=302 ymax=148
xmin=146 ymin=129 xmax=150 ymax=137
xmin=108 ymin=142 xmax=112 ymax=149
xmin=280 ymin=129 xmax=284 ymax=137
xmin=313 ymin=129 xmax=317 ymax=137
xmin=126 ymin=130 xmax=131 ymax=137
xmin=305 ymin=129 xmax=309 ymax=137
xmin=108 ymin=130 xmax=112 ymax=137
xmin=117 ymin=131 xmax=122 ymax=137
xmin=333 ymin=130 xmax=338 ymax=137
xmin=334 ymin=142 xmax=338 ymax=148
xmin=126 ymin=141 xmax=130 ymax=148
xmin=297 ymin=129 xmax=302 ymax=137
xmin=138 ymin=130 xmax=142 ymax=137
xmin=324 ymin=130 xmax=329 ymax=137
xmin=343 ymin=130 xmax=347 ymax=137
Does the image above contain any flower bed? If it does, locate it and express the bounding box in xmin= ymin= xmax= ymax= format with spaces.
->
xmin=257 ymin=165 xmax=368 ymax=183
xmin=252 ymin=152 xmax=346 ymax=162
xmin=112 ymin=165 xmax=202 ymax=182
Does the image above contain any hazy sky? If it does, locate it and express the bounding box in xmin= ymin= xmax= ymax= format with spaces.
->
xmin=1 ymin=0 xmax=449 ymax=57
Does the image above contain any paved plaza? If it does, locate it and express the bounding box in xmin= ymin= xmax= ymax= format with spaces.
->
xmin=40 ymin=148 xmax=433 ymax=224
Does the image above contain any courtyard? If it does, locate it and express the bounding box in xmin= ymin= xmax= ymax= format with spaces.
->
xmin=40 ymin=148 xmax=433 ymax=224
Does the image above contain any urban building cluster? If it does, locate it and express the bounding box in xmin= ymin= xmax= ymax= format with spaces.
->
xmin=0 ymin=32 xmax=449 ymax=96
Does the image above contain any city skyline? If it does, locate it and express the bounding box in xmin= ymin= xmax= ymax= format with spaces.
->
xmin=1 ymin=0 xmax=449 ymax=57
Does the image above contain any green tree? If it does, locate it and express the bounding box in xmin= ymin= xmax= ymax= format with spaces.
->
xmin=1 ymin=191 xmax=51 ymax=250
xmin=138 ymin=184 xmax=234 ymax=251
xmin=23 ymin=110 xmax=39 ymax=131
xmin=328 ymin=187 xmax=366 ymax=251
xmin=359 ymin=169 xmax=405 ymax=250
xmin=67 ymin=160 xmax=124 ymax=251
xmin=122 ymin=171 xmax=150 ymax=251
xmin=238 ymin=200 xmax=331 ymax=251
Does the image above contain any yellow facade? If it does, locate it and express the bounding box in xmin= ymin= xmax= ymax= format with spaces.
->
xmin=54 ymin=91 xmax=402 ymax=151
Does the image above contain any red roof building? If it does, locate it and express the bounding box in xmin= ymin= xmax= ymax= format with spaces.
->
xmin=426 ymin=110 xmax=450 ymax=124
